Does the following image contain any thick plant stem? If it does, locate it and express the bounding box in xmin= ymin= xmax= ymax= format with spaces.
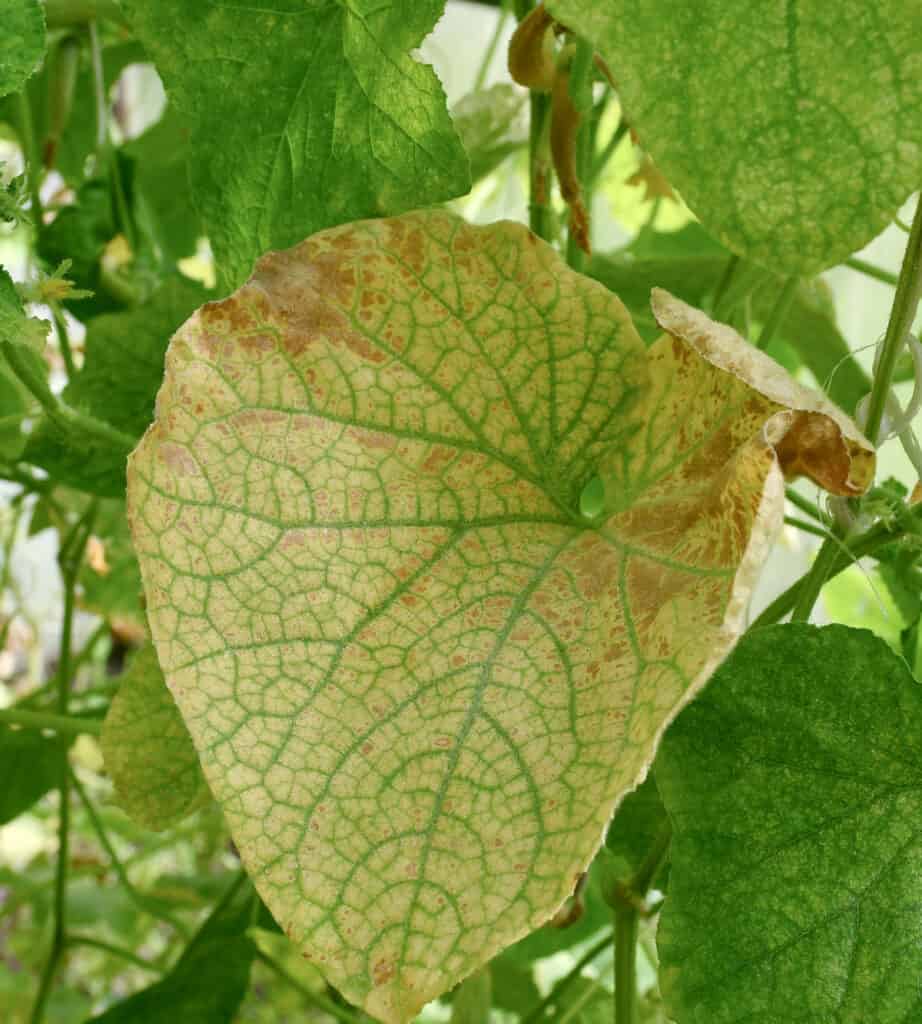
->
xmin=614 ymin=902 xmax=639 ymax=1024
xmin=2 ymin=341 xmax=136 ymax=452
xmin=789 ymin=535 xmax=840 ymax=622
xmin=0 ymin=708 xmax=101 ymax=736
xmin=611 ymin=821 xmax=672 ymax=1024
xmin=753 ymin=504 xmax=922 ymax=627
xmin=564 ymin=36 xmax=595 ymax=271
xmin=514 ymin=0 xmax=552 ymax=242
xmin=863 ymin=198 xmax=922 ymax=446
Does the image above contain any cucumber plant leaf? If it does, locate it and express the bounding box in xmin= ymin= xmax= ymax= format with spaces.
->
xmin=101 ymin=644 xmax=209 ymax=831
xmin=548 ymin=0 xmax=922 ymax=273
xmin=656 ymin=624 xmax=922 ymax=1024
xmin=120 ymin=0 xmax=471 ymax=294
xmin=0 ymin=0 xmax=45 ymax=99
xmin=128 ymin=210 xmax=873 ymax=1022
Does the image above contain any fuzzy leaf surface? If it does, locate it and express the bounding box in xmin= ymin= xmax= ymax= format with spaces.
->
xmin=120 ymin=0 xmax=470 ymax=293
xmin=128 ymin=211 xmax=872 ymax=1022
xmin=549 ymin=0 xmax=922 ymax=272
xmin=657 ymin=624 xmax=922 ymax=1023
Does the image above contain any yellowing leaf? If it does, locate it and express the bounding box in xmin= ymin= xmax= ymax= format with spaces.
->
xmin=101 ymin=644 xmax=209 ymax=831
xmin=127 ymin=211 xmax=873 ymax=1022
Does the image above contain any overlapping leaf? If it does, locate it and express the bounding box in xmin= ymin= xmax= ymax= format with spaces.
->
xmin=548 ymin=0 xmax=922 ymax=273
xmin=128 ymin=211 xmax=873 ymax=1022
xmin=657 ymin=624 xmax=922 ymax=1023
xmin=101 ymin=644 xmax=209 ymax=831
xmin=120 ymin=0 xmax=470 ymax=293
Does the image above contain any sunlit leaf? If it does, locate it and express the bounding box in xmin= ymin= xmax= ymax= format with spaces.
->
xmin=657 ymin=624 xmax=922 ymax=1024
xmin=128 ymin=210 xmax=873 ymax=1022
xmin=548 ymin=0 xmax=922 ymax=273
xmin=120 ymin=0 xmax=470 ymax=293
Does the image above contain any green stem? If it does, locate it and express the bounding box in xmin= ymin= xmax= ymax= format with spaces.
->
xmin=67 ymin=934 xmax=165 ymax=974
xmin=255 ymin=950 xmax=358 ymax=1023
xmin=863 ymin=198 xmax=922 ymax=445
xmin=753 ymin=507 xmax=921 ymax=627
xmin=609 ymin=821 xmax=671 ymax=1024
xmin=565 ymin=37 xmax=595 ymax=272
xmin=589 ymin=118 xmax=628 ymax=188
xmin=0 ymin=708 xmax=101 ymax=736
xmin=522 ymin=930 xmax=614 ymax=1024
xmin=757 ymin=275 xmax=798 ymax=351
xmin=43 ymin=0 xmax=127 ymax=27
xmin=784 ymin=515 xmax=829 ymax=540
xmin=785 ymin=487 xmax=827 ymax=523
xmin=515 ymin=0 xmax=552 ymax=243
xmin=70 ymin=769 xmax=191 ymax=938
xmin=15 ymin=91 xmax=43 ymax=223
xmin=711 ymin=254 xmax=740 ymax=318
xmin=88 ymin=20 xmax=109 ymax=161
xmin=778 ymin=199 xmax=922 ymax=624
xmin=613 ymin=902 xmax=638 ymax=1024
xmin=27 ymin=508 xmax=88 ymax=1024
xmin=844 ymin=256 xmax=899 ymax=288
xmin=2 ymin=340 xmax=136 ymax=452
xmin=50 ymin=303 xmax=77 ymax=380
xmin=472 ymin=1 xmax=510 ymax=92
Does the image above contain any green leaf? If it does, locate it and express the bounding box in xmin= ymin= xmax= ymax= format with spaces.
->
xmin=128 ymin=211 xmax=874 ymax=1022
xmin=126 ymin=105 xmax=202 ymax=264
xmin=120 ymin=0 xmax=470 ymax=293
xmin=487 ymin=954 xmax=540 ymax=1016
xmin=101 ymin=644 xmax=209 ymax=831
xmin=549 ymin=0 xmax=922 ymax=273
xmin=68 ymin=274 xmax=210 ymax=439
xmin=87 ymin=874 xmax=255 ymax=1023
xmin=23 ymin=275 xmax=209 ymax=496
xmin=656 ymin=624 xmax=922 ymax=1024
xmin=0 ymin=723 xmax=69 ymax=824
xmin=450 ymin=967 xmax=491 ymax=1024
xmin=604 ymin=774 xmax=668 ymax=889
xmin=0 ymin=0 xmax=45 ymax=99
xmin=452 ymin=83 xmax=528 ymax=184
xmin=0 ymin=266 xmax=48 ymax=458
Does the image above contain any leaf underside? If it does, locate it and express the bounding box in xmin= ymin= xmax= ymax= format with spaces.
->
xmin=128 ymin=210 xmax=872 ymax=1022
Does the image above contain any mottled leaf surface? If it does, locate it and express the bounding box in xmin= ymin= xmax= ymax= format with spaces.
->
xmin=549 ymin=0 xmax=922 ymax=272
xmin=128 ymin=211 xmax=872 ymax=1022
xmin=101 ymin=644 xmax=209 ymax=831
xmin=657 ymin=624 xmax=922 ymax=1024
xmin=0 ymin=0 xmax=44 ymax=99
xmin=120 ymin=0 xmax=470 ymax=292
